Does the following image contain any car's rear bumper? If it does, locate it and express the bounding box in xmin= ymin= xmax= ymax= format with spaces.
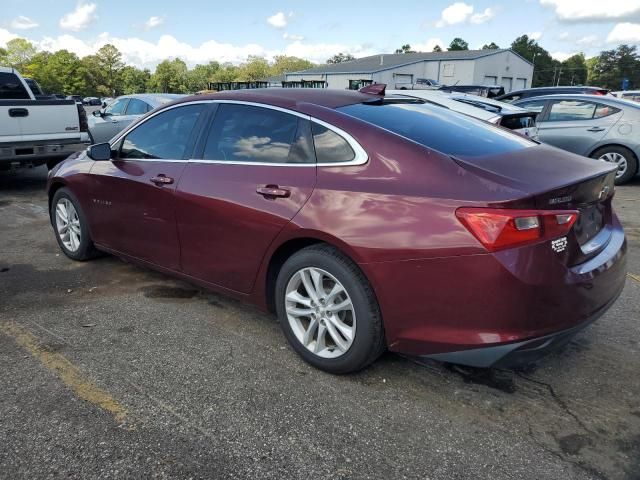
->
xmin=418 ymin=284 xmax=623 ymax=368
xmin=0 ymin=138 xmax=88 ymax=165
xmin=364 ymin=216 xmax=627 ymax=365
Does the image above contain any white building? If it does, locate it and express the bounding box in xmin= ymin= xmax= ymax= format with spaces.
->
xmin=285 ymin=49 xmax=533 ymax=93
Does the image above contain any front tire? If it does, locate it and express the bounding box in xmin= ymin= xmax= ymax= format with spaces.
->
xmin=51 ymin=188 xmax=98 ymax=261
xmin=275 ymin=244 xmax=385 ymax=374
xmin=591 ymin=145 xmax=638 ymax=185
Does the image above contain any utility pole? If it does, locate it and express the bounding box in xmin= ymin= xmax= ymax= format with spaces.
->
xmin=556 ymin=67 xmax=563 ymax=86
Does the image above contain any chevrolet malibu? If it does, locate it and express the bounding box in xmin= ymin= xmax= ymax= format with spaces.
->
xmin=47 ymin=88 xmax=627 ymax=373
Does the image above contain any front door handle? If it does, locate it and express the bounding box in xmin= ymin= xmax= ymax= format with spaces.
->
xmin=587 ymin=127 xmax=605 ymax=132
xmin=9 ymin=108 xmax=29 ymax=117
xmin=256 ymin=185 xmax=291 ymax=198
xmin=150 ymin=175 xmax=174 ymax=186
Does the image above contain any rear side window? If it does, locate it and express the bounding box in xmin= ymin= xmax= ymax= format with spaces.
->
xmin=338 ymin=102 xmax=533 ymax=158
xmin=120 ymin=104 xmax=204 ymax=160
xmin=126 ymin=99 xmax=150 ymax=115
xmin=0 ymin=72 xmax=30 ymax=99
xmin=594 ymin=104 xmax=621 ymax=119
xmin=311 ymin=123 xmax=355 ymax=163
xmin=203 ymin=104 xmax=314 ymax=164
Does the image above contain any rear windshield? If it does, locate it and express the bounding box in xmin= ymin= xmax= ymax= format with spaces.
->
xmin=338 ymin=102 xmax=534 ymax=158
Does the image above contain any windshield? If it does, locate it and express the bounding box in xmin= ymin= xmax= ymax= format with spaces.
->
xmin=338 ymin=102 xmax=534 ymax=158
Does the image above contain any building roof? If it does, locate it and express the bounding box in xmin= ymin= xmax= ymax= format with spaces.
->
xmin=291 ymin=49 xmax=529 ymax=75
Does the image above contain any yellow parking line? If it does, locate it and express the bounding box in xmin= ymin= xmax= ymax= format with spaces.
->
xmin=629 ymin=273 xmax=640 ymax=284
xmin=1 ymin=322 xmax=127 ymax=423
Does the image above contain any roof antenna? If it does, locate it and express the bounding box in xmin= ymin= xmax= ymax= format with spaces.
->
xmin=360 ymin=83 xmax=386 ymax=96
xmin=380 ymin=55 xmax=384 ymax=66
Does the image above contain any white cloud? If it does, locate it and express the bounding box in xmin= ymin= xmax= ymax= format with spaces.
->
xmin=436 ymin=2 xmax=474 ymax=27
xmin=144 ymin=16 xmax=165 ymax=30
xmin=558 ymin=31 xmax=570 ymax=40
xmin=606 ymin=22 xmax=640 ymax=43
xmin=412 ymin=38 xmax=446 ymax=52
xmin=550 ymin=51 xmax=576 ymax=61
xmin=527 ymin=31 xmax=543 ymax=41
xmin=470 ymin=7 xmax=495 ymax=24
xmin=576 ymin=34 xmax=600 ymax=46
xmin=283 ymin=32 xmax=304 ymax=42
xmin=10 ymin=16 xmax=39 ymax=30
xmin=540 ymin=0 xmax=640 ymax=22
xmin=267 ymin=11 xmax=292 ymax=29
xmin=0 ymin=28 xmax=19 ymax=46
xmin=59 ymin=3 xmax=98 ymax=31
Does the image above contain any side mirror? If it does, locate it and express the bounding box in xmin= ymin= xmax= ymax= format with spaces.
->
xmin=102 ymin=102 xmax=107 ymax=108
xmin=92 ymin=109 xmax=103 ymax=117
xmin=87 ymin=143 xmax=112 ymax=161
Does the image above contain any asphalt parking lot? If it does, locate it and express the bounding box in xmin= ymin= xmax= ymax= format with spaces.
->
xmin=1 ymin=166 xmax=639 ymax=480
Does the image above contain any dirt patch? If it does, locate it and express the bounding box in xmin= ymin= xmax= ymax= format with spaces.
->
xmin=556 ymin=433 xmax=593 ymax=455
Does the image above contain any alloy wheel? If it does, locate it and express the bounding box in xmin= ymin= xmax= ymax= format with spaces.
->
xmin=599 ymin=151 xmax=628 ymax=179
xmin=285 ymin=267 xmax=356 ymax=358
xmin=55 ymin=198 xmax=81 ymax=252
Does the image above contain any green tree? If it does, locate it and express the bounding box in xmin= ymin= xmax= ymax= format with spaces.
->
xmin=4 ymin=38 xmax=37 ymax=71
xmin=511 ymin=34 xmax=558 ymax=87
xmin=270 ymin=55 xmax=314 ymax=75
xmin=558 ymin=53 xmax=587 ymax=86
xmin=94 ymin=44 xmax=124 ymax=95
xmin=236 ymin=56 xmax=270 ymax=81
xmin=448 ymin=38 xmax=469 ymax=51
xmin=120 ymin=66 xmax=150 ymax=94
xmin=185 ymin=62 xmax=220 ymax=92
xmin=28 ymin=50 xmax=91 ymax=95
xmin=587 ymin=45 xmax=640 ymax=90
xmin=210 ymin=63 xmax=240 ymax=83
xmin=326 ymin=52 xmax=355 ymax=64
xmin=148 ymin=58 xmax=188 ymax=93
xmin=482 ymin=42 xmax=500 ymax=50
xmin=394 ymin=44 xmax=415 ymax=54
xmin=432 ymin=45 xmax=443 ymax=52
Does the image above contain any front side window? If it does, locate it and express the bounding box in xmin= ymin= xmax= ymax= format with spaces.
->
xmin=547 ymin=100 xmax=597 ymax=121
xmin=203 ymin=104 xmax=314 ymax=164
xmin=0 ymin=72 xmax=30 ymax=99
xmin=311 ymin=123 xmax=355 ymax=163
xmin=105 ymin=98 xmax=129 ymax=116
xmin=126 ymin=99 xmax=150 ymax=115
xmin=120 ymin=104 xmax=204 ymax=160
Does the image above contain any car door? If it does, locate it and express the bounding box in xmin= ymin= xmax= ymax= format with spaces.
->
xmin=176 ymin=102 xmax=317 ymax=293
xmin=534 ymin=99 xmax=619 ymax=155
xmin=91 ymin=97 xmax=129 ymax=143
xmin=88 ymin=103 xmax=207 ymax=270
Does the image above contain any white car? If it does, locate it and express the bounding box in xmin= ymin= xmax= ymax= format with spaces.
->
xmin=612 ymin=90 xmax=640 ymax=103
xmin=387 ymin=89 xmax=539 ymax=140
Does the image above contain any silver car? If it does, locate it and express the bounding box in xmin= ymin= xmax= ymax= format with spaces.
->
xmin=88 ymin=94 xmax=184 ymax=144
xmin=513 ymin=94 xmax=640 ymax=184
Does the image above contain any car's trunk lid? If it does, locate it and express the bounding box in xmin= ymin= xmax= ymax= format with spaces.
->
xmin=452 ymin=144 xmax=618 ymax=263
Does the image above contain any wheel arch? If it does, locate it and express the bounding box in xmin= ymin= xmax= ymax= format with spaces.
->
xmin=260 ymin=231 xmax=371 ymax=314
xmin=47 ymin=180 xmax=69 ymax=213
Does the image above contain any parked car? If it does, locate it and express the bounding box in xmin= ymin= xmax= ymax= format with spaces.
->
xmin=497 ymin=86 xmax=610 ymax=103
xmin=388 ymin=88 xmax=539 ymax=140
xmin=66 ymin=94 xmax=83 ymax=103
xmin=439 ymin=84 xmax=505 ymax=98
xmin=83 ymin=96 xmax=101 ymax=106
xmin=612 ymin=90 xmax=640 ymax=103
xmin=88 ymin=94 xmax=184 ymax=144
xmin=47 ymin=88 xmax=626 ymax=373
xmin=394 ymin=78 xmax=441 ymax=90
xmin=0 ymin=66 xmax=89 ymax=170
xmin=513 ymin=94 xmax=640 ymax=184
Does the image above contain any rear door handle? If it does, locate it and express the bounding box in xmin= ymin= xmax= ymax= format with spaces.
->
xmin=587 ymin=127 xmax=605 ymax=132
xmin=8 ymin=108 xmax=28 ymax=118
xmin=256 ymin=185 xmax=291 ymax=198
xmin=150 ymin=175 xmax=174 ymax=186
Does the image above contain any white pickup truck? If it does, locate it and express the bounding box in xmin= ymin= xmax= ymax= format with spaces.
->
xmin=0 ymin=66 xmax=89 ymax=170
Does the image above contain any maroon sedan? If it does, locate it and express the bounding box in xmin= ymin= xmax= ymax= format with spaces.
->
xmin=47 ymin=88 xmax=627 ymax=373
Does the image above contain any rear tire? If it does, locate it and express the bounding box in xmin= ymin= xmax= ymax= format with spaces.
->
xmin=51 ymin=188 xmax=99 ymax=261
xmin=591 ymin=145 xmax=637 ymax=185
xmin=275 ymin=244 xmax=385 ymax=374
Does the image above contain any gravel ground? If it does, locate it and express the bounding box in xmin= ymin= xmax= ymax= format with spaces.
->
xmin=1 ymin=166 xmax=639 ymax=480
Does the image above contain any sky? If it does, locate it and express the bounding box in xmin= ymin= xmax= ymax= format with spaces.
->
xmin=1 ymin=0 xmax=640 ymax=68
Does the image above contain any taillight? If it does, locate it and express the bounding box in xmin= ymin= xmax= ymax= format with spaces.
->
xmin=456 ymin=208 xmax=579 ymax=252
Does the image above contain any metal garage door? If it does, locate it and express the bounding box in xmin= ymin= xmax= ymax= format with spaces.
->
xmin=484 ymin=76 xmax=497 ymax=85
xmin=515 ymin=78 xmax=527 ymax=90
xmin=501 ymin=77 xmax=513 ymax=92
